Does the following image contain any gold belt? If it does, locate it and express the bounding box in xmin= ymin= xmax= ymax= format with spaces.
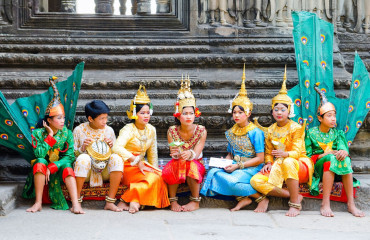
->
xmin=234 ymin=155 xmax=250 ymax=163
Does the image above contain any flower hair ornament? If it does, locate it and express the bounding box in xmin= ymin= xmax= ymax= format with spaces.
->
xmin=173 ymin=74 xmax=201 ymax=118
xmin=127 ymin=84 xmax=152 ymax=120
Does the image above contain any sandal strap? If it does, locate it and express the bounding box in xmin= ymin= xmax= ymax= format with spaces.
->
xmin=255 ymin=195 xmax=267 ymax=203
xmin=189 ymin=196 xmax=202 ymax=202
xmin=288 ymin=201 xmax=302 ymax=209
xmin=105 ymin=196 xmax=117 ymax=203
xmin=78 ymin=196 xmax=84 ymax=203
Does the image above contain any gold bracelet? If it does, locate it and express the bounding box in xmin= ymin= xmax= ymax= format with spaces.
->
xmin=235 ymin=196 xmax=249 ymax=202
xmin=169 ymin=197 xmax=179 ymax=203
xmin=288 ymin=201 xmax=302 ymax=210
xmin=238 ymin=161 xmax=244 ymax=169
xmin=255 ymin=195 xmax=266 ymax=203
xmin=189 ymin=196 xmax=202 ymax=202
xmin=105 ymin=196 xmax=117 ymax=203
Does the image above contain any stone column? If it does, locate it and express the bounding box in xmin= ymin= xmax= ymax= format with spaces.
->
xmin=95 ymin=0 xmax=114 ymax=14
xmin=131 ymin=0 xmax=138 ymax=15
xmin=119 ymin=0 xmax=127 ymax=15
xmin=60 ymin=0 xmax=76 ymax=13
xmin=136 ymin=0 xmax=151 ymax=15
xmin=156 ymin=0 xmax=170 ymax=13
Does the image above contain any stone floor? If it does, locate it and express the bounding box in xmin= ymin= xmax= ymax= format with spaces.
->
xmin=0 ymin=207 xmax=369 ymax=240
xmin=0 ymin=175 xmax=369 ymax=239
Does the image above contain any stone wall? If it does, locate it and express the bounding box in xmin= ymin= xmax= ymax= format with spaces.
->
xmin=0 ymin=0 xmax=369 ymax=180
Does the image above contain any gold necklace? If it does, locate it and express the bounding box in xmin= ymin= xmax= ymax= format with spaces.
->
xmin=272 ymin=121 xmax=290 ymax=139
xmin=137 ymin=126 xmax=147 ymax=157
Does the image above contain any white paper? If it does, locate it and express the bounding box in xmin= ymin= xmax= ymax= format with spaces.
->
xmin=209 ymin=157 xmax=233 ymax=168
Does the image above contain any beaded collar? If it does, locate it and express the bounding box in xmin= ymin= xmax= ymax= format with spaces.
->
xmin=230 ymin=122 xmax=257 ymax=136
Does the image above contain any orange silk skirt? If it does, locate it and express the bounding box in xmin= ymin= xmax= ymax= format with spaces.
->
xmin=162 ymin=159 xmax=205 ymax=185
xmin=121 ymin=161 xmax=170 ymax=208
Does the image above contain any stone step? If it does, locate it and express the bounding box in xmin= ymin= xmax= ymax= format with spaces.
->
xmin=0 ymin=52 xmax=347 ymax=69
xmin=0 ymin=183 xmax=22 ymax=216
xmin=1 ymin=88 xmax=354 ymax=101
xmin=0 ymin=36 xmax=294 ymax=46
xmin=13 ymin=174 xmax=370 ymax=213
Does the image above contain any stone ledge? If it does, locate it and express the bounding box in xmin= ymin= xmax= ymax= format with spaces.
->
xmin=0 ymin=183 xmax=22 ymax=216
xmin=2 ymin=175 xmax=369 ymax=215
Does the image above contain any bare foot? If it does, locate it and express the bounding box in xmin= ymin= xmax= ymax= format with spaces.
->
xmin=26 ymin=202 xmax=42 ymax=213
xmin=170 ymin=201 xmax=182 ymax=212
xmin=320 ymin=203 xmax=334 ymax=217
xmin=182 ymin=201 xmax=200 ymax=212
xmin=286 ymin=195 xmax=303 ymax=217
xmin=70 ymin=203 xmax=85 ymax=214
xmin=230 ymin=197 xmax=252 ymax=212
xmin=104 ymin=202 xmax=123 ymax=212
xmin=254 ymin=198 xmax=269 ymax=213
xmin=117 ymin=201 xmax=129 ymax=211
xmin=348 ymin=203 xmax=365 ymax=217
xmin=129 ymin=202 xmax=140 ymax=214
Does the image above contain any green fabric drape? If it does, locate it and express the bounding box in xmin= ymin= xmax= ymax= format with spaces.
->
xmin=288 ymin=12 xmax=370 ymax=145
xmin=0 ymin=62 xmax=84 ymax=162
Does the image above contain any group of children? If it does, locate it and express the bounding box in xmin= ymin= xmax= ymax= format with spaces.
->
xmin=24 ymin=67 xmax=364 ymax=218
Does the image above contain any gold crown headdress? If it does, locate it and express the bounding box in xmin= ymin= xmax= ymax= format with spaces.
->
xmin=127 ymin=84 xmax=153 ymax=120
xmin=45 ymin=76 xmax=65 ymax=117
xmin=271 ymin=65 xmax=295 ymax=118
xmin=173 ymin=75 xmax=201 ymax=117
xmin=228 ymin=64 xmax=253 ymax=114
xmin=314 ymin=82 xmax=336 ymax=116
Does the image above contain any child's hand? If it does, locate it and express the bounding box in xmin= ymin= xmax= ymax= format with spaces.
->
xmin=271 ymin=150 xmax=288 ymax=158
xmin=43 ymin=121 xmax=54 ymax=136
xmin=45 ymin=168 xmax=50 ymax=184
xmin=224 ymin=164 xmax=238 ymax=173
xmin=81 ymin=138 xmax=93 ymax=152
xmin=335 ymin=150 xmax=348 ymax=161
xmin=104 ymin=138 xmax=113 ymax=148
xmin=170 ymin=147 xmax=180 ymax=159
xmin=319 ymin=151 xmax=337 ymax=159
xmin=261 ymin=162 xmax=272 ymax=174
xmin=180 ymin=150 xmax=192 ymax=161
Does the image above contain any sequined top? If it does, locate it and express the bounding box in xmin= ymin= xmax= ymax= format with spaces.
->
xmin=225 ymin=123 xmax=264 ymax=158
xmin=168 ymin=125 xmax=205 ymax=151
xmin=265 ymin=120 xmax=307 ymax=164
xmin=32 ymin=126 xmax=74 ymax=170
xmin=73 ymin=122 xmax=116 ymax=157
xmin=112 ymin=123 xmax=158 ymax=167
xmin=305 ymin=126 xmax=348 ymax=157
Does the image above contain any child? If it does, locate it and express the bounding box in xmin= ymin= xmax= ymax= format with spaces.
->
xmin=112 ymin=85 xmax=169 ymax=214
xmin=162 ymin=75 xmax=207 ymax=212
xmin=251 ymin=67 xmax=313 ymax=217
xmin=73 ymin=100 xmax=124 ymax=212
xmin=305 ymin=85 xmax=365 ymax=217
xmin=201 ymin=66 xmax=268 ymax=212
xmin=26 ymin=77 xmax=84 ymax=214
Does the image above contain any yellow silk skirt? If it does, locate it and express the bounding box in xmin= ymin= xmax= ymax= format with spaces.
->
xmin=251 ymin=158 xmax=310 ymax=195
xmin=121 ymin=161 xmax=170 ymax=208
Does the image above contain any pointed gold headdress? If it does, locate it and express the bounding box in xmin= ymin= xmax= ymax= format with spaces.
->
xmin=271 ymin=65 xmax=295 ymax=118
xmin=173 ymin=75 xmax=201 ymax=117
xmin=228 ymin=64 xmax=253 ymax=114
xmin=45 ymin=76 xmax=65 ymax=117
xmin=127 ymin=84 xmax=152 ymax=120
xmin=314 ymin=82 xmax=336 ymax=116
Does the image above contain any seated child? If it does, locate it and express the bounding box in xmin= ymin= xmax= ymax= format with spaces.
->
xmin=305 ymin=85 xmax=365 ymax=217
xmin=73 ymin=100 xmax=124 ymax=212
